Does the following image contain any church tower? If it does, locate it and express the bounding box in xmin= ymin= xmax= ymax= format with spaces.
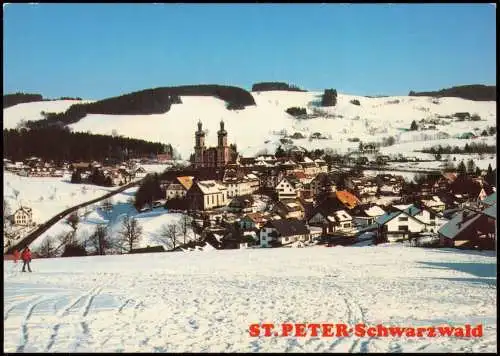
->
xmin=217 ymin=120 xmax=230 ymax=167
xmin=194 ymin=120 xmax=206 ymax=168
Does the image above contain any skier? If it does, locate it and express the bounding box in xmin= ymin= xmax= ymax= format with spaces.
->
xmin=13 ymin=249 xmax=20 ymax=264
xmin=21 ymin=247 xmax=32 ymax=273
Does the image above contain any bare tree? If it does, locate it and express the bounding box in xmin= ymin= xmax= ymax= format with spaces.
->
xmin=119 ymin=215 xmax=143 ymax=252
xmin=12 ymin=189 xmax=20 ymax=202
xmin=88 ymin=225 xmax=111 ymax=255
xmin=101 ymin=198 xmax=113 ymax=215
xmin=66 ymin=211 xmax=80 ymax=244
xmin=37 ymin=237 xmax=58 ymax=258
xmin=4 ymin=198 xmax=11 ymax=224
xmin=179 ymin=214 xmax=193 ymax=245
xmin=158 ymin=223 xmax=180 ymax=250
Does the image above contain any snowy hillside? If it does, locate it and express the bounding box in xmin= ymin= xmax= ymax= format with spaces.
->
xmin=60 ymin=91 xmax=496 ymax=159
xmin=29 ymin=186 xmax=198 ymax=253
xmin=3 ymin=92 xmax=495 ymax=162
xmin=3 ymin=171 xmax=115 ymax=224
xmin=4 ymin=246 xmax=496 ymax=352
xmin=3 ymin=100 xmax=94 ymax=130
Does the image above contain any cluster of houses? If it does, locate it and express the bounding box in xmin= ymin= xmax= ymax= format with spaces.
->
xmin=5 ymin=145 xmax=496 ymax=252
xmin=4 ymin=157 xmax=66 ymax=177
xmin=3 ymin=156 xmax=151 ymax=186
xmin=71 ymin=160 xmax=148 ymax=186
xmin=153 ymin=150 xmax=496 ymax=251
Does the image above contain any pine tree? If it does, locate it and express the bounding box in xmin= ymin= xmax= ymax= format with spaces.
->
xmin=457 ymin=160 xmax=467 ymax=176
xmin=410 ymin=120 xmax=418 ymax=131
xmin=466 ymin=159 xmax=475 ymax=174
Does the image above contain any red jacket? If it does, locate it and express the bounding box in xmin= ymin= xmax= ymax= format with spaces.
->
xmin=21 ymin=249 xmax=32 ymax=262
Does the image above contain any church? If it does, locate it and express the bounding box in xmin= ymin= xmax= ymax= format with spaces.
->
xmin=192 ymin=120 xmax=237 ymax=169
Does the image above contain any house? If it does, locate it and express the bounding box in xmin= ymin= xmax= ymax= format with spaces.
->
xmin=314 ymin=159 xmax=329 ymax=173
xmin=223 ymin=172 xmax=260 ymax=198
xmin=351 ymin=204 xmax=386 ymax=228
xmin=156 ymin=153 xmax=172 ymax=163
xmin=300 ymin=157 xmax=321 ymax=176
xmin=375 ymin=204 xmax=447 ymax=242
xmin=290 ymin=171 xmax=312 ymax=184
xmin=227 ymin=195 xmax=255 ymax=214
xmin=239 ymin=212 xmax=270 ymax=230
xmin=275 ymin=176 xmax=302 ymax=201
xmin=438 ymin=205 xmax=496 ymax=249
xmin=346 ymin=177 xmax=378 ymax=198
xmin=279 ymin=159 xmax=298 ymax=175
xmin=375 ymin=174 xmax=404 ymax=195
xmin=273 ymin=199 xmax=305 ymax=220
xmin=375 ymin=210 xmax=426 ymax=242
xmin=166 ymin=176 xmax=194 ymax=200
xmin=186 ymin=180 xmax=228 ymax=211
xmin=260 ymin=218 xmax=310 ymax=247
xmin=307 ymin=192 xmax=360 ymax=235
xmin=13 ymin=207 xmax=33 ymax=226
xmin=310 ymin=173 xmax=337 ymax=198
xmin=134 ymin=167 xmax=148 ymax=179
xmin=335 ymin=190 xmax=362 ymax=210
xmin=421 ymin=196 xmax=446 ymax=212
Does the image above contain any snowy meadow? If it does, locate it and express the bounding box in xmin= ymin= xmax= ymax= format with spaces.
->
xmin=3 ymin=245 xmax=496 ymax=353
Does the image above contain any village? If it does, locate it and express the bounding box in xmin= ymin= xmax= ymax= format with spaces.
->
xmin=4 ymin=120 xmax=496 ymax=255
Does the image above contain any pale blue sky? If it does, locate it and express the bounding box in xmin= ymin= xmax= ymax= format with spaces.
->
xmin=3 ymin=3 xmax=496 ymax=99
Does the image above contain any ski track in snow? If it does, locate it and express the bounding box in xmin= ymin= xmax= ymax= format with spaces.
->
xmin=3 ymin=246 xmax=497 ymax=352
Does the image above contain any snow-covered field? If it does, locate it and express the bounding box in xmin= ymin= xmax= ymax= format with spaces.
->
xmin=3 ymin=99 xmax=94 ymax=130
xmin=3 ymin=171 xmax=115 ymax=223
xmin=60 ymin=91 xmax=496 ymax=159
xmin=28 ymin=187 xmax=197 ymax=253
xmin=3 ymin=245 xmax=496 ymax=352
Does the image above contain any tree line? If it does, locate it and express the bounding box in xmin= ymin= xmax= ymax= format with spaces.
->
xmin=408 ymin=84 xmax=496 ymax=101
xmin=3 ymin=126 xmax=171 ymax=163
xmin=252 ymin=82 xmax=306 ymax=92
xmin=3 ymin=93 xmax=43 ymax=108
xmin=422 ymin=142 xmax=496 ymax=155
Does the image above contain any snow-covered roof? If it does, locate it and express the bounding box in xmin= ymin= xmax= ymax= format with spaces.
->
xmin=482 ymin=203 xmax=496 ymax=219
xmin=196 ymin=180 xmax=227 ymax=194
xmin=303 ymin=156 xmax=313 ymax=163
xmin=245 ymin=173 xmax=259 ymax=180
xmin=334 ymin=210 xmax=352 ymax=221
xmin=438 ymin=210 xmax=482 ymax=239
xmin=364 ymin=205 xmax=385 ymax=217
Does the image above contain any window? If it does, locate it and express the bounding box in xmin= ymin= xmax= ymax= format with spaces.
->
xmin=398 ymin=225 xmax=409 ymax=231
xmin=398 ymin=216 xmax=408 ymax=222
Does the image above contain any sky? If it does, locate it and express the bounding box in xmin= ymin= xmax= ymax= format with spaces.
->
xmin=3 ymin=3 xmax=496 ymax=100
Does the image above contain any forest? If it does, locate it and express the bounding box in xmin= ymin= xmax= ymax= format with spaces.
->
xmin=408 ymin=85 xmax=496 ymax=101
xmin=3 ymin=126 xmax=171 ymax=163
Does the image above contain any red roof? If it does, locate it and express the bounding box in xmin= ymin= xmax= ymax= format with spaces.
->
xmin=335 ymin=190 xmax=361 ymax=209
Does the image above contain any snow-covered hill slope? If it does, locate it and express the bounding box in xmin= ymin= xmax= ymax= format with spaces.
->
xmin=3 ymin=100 xmax=94 ymax=129
xmin=67 ymin=91 xmax=496 ymax=159
xmin=3 ymin=171 xmax=115 ymax=223
xmin=28 ymin=186 xmax=199 ymax=253
xmin=3 ymin=245 xmax=496 ymax=352
xmin=4 ymin=92 xmax=496 ymax=160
